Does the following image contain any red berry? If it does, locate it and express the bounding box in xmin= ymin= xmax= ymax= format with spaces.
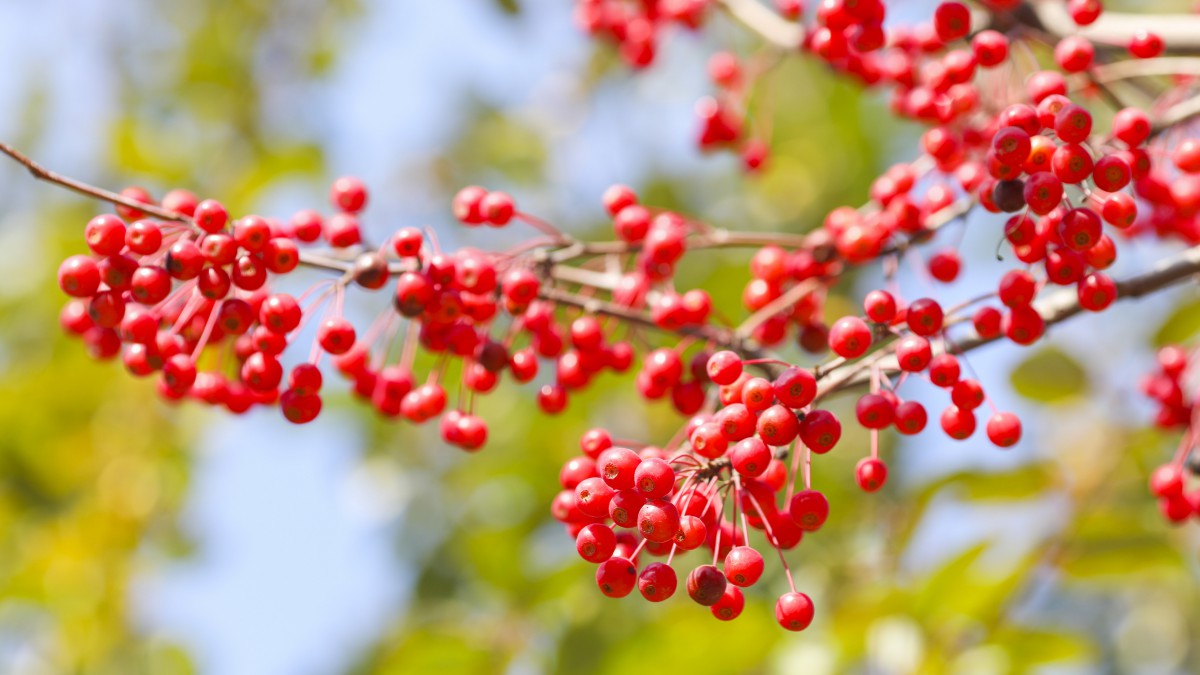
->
xmin=773 ymin=367 xmax=816 ymax=408
xmin=800 ymin=409 xmax=842 ymax=453
xmin=58 ymin=255 xmax=101 ymax=297
xmin=775 ymin=591 xmax=815 ymax=631
xmin=789 ymin=489 xmax=829 ymax=531
xmin=1054 ymin=35 xmax=1094 ymax=73
xmin=731 ymin=437 xmax=772 ymax=477
xmin=596 ymin=557 xmax=637 ymax=598
xmin=638 ymin=562 xmax=677 ymax=602
xmin=330 ymin=176 xmax=368 ymax=213
xmin=940 ymin=405 xmax=977 ymax=440
xmin=723 ymin=545 xmax=764 ymax=587
xmin=856 ymin=457 xmax=887 ymax=492
xmin=986 ymin=412 xmax=1022 ymax=447
xmin=1129 ymin=31 xmax=1164 ymax=59
xmin=894 ymin=400 xmax=928 ymax=435
xmin=576 ymin=523 xmax=617 ymax=563
xmin=828 ymin=316 xmax=872 ymax=358
xmin=933 ymin=2 xmax=971 ymax=42
xmin=686 ymin=564 xmax=727 ymax=606
xmin=634 ymin=458 xmax=675 ymax=499
xmin=711 ymin=584 xmax=745 ymax=621
xmin=906 ymin=298 xmax=944 ymax=336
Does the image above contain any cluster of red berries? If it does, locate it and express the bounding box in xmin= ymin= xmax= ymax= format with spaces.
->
xmin=555 ymin=405 xmax=823 ymax=629
xmin=573 ymin=0 xmax=711 ymax=68
xmin=40 ymin=0 xmax=1200 ymax=633
xmin=1143 ymin=345 xmax=1200 ymax=524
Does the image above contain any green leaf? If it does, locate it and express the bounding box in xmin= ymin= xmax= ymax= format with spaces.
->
xmin=930 ymin=463 xmax=1059 ymax=501
xmin=493 ymin=0 xmax=520 ymax=14
xmin=1153 ymin=297 xmax=1200 ymax=347
xmin=1010 ymin=346 xmax=1088 ymax=403
xmin=1060 ymin=536 xmax=1181 ymax=578
xmin=996 ymin=628 xmax=1092 ymax=670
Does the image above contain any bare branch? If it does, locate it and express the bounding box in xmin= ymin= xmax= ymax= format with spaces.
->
xmin=717 ymin=0 xmax=804 ymax=50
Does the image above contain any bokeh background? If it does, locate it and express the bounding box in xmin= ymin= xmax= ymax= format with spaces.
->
xmin=0 ymin=1 xmax=1199 ymax=673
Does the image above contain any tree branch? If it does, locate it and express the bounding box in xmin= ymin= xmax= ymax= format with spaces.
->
xmin=1029 ymin=0 xmax=1200 ymax=51
xmin=815 ymin=243 xmax=1200 ymax=398
xmin=716 ymin=0 xmax=804 ymax=51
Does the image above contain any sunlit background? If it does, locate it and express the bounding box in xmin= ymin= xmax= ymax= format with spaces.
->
xmin=0 ymin=1 xmax=1198 ymax=673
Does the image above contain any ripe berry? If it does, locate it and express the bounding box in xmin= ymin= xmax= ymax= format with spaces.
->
xmin=731 ymin=437 xmax=772 ymax=477
xmin=773 ymin=367 xmax=816 ymax=408
xmin=675 ymin=515 xmax=707 ymax=550
xmin=608 ymin=490 xmax=645 ymax=528
xmin=906 ymin=298 xmax=944 ymax=336
xmin=854 ymin=394 xmax=894 ymax=432
xmin=1078 ymin=272 xmax=1117 ymax=311
xmin=1067 ymin=0 xmax=1101 ymax=25
xmin=856 ymin=458 xmax=887 ymax=492
xmin=951 ymin=379 xmax=985 ymax=410
xmin=756 ymin=405 xmax=800 ymax=447
xmin=928 ymin=249 xmax=961 ymax=282
xmin=789 ymin=489 xmax=829 ymax=531
xmin=896 ymin=335 xmax=933 ymax=372
xmin=634 ymin=458 xmax=674 ymax=499
xmin=596 ymin=557 xmax=637 ymax=598
xmin=972 ymin=30 xmax=1008 ymax=67
xmin=58 ymin=255 xmax=101 ymax=297
xmin=602 ymin=184 xmax=637 ymax=216
xmin=992 ymin=127 xmax=1031 ymax=167
xmin=85 ymin=214 xmax=126 ymax=256
xmin=599 ymin=447 xmax=642 ymax=491
xmin=1174 ymin=140 xmax=1200 ymax=174
xmin=686 ymin=564 xmax=727 ymax=606
xmin=1055 ymin=105 xmax=1093 ymax=144
xmin=194 ymin=199 xmax=229 ymax=233
xmin=724 ymin=546 xmax=764 ymax=587
xmin=481 ymin=191 xmax=515 ymax=226
xmin=1129 ymin=31 xmax=1164 ymax=59
xmin=800 ymin=409 xmax=842 ymax=453
xmin=933 ymin=2 xmax=970 ymax=42
xmin=711 ymin=585 xmax=745 ymax=621
xmin=863 ymin=289 xmax=897 ymax=323
xmin=1054 ymin=35 xmax=1094 ymax=72
xmin=828 ymin=316 xmax=872 ymax=358
xmin=986 ymin=412 xmax=1022 ymax=447
xmin=575 ymin=477 xmax=615 ymax=519
xmin=576 ymin=523 xmax=617 ymax=563
xmin=940 ymin=405 xmax=977 ymax=439
xmin=1113 ymin=108 xmax=1151 ymax=148
xmin=775 ymin=591 xmax=815 ymax=631
xmin=638 ymin=499 xmax=680 ymax=543
xmin=126 ymin=220 xmax=163 ymax=255
xmin=638 ymin=562 xmax=677 ymax=602
xmin=330 ymin=176 xmax=368 ymax=213
xmin=894 ymin=400 xmax=928 ymax=435
xmin=1150 ymin=464 xmax=1184 ymax=498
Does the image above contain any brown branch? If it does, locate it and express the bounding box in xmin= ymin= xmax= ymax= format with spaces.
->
xmin=815 ymin=243 xmax=1200 ymax=399
xmin=536 ymin=286 xmax=778 ymax=362
xmin=1029 ymin=0 xmax=1200 ymax=51
xmin=716 ymin=0 xmax=804 ymax=50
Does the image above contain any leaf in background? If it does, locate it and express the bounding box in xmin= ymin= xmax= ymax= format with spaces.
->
xmin=1152 ymin=297 xmax=1200 ymax=347
xmin=1060 ymin=536 xmax=1181 ymax=578
xmin=932 ymin=463 xmax=1059 ymax=502
xmin=494 ymin=0 xmax=520 ymax=14
xmin=995 ymin=628 xmax=1093 ymax=671
xmin=1010 ymin=346 xmax=1089 ymax=403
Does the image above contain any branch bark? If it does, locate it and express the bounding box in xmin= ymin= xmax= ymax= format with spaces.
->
xmin=815 ymin=243 xmax=1200 ymax=399
xmin=717 ymin=0 xmax=804 ymax=51
xmin=1029 ymin=0 xmax=1200 ymax=51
